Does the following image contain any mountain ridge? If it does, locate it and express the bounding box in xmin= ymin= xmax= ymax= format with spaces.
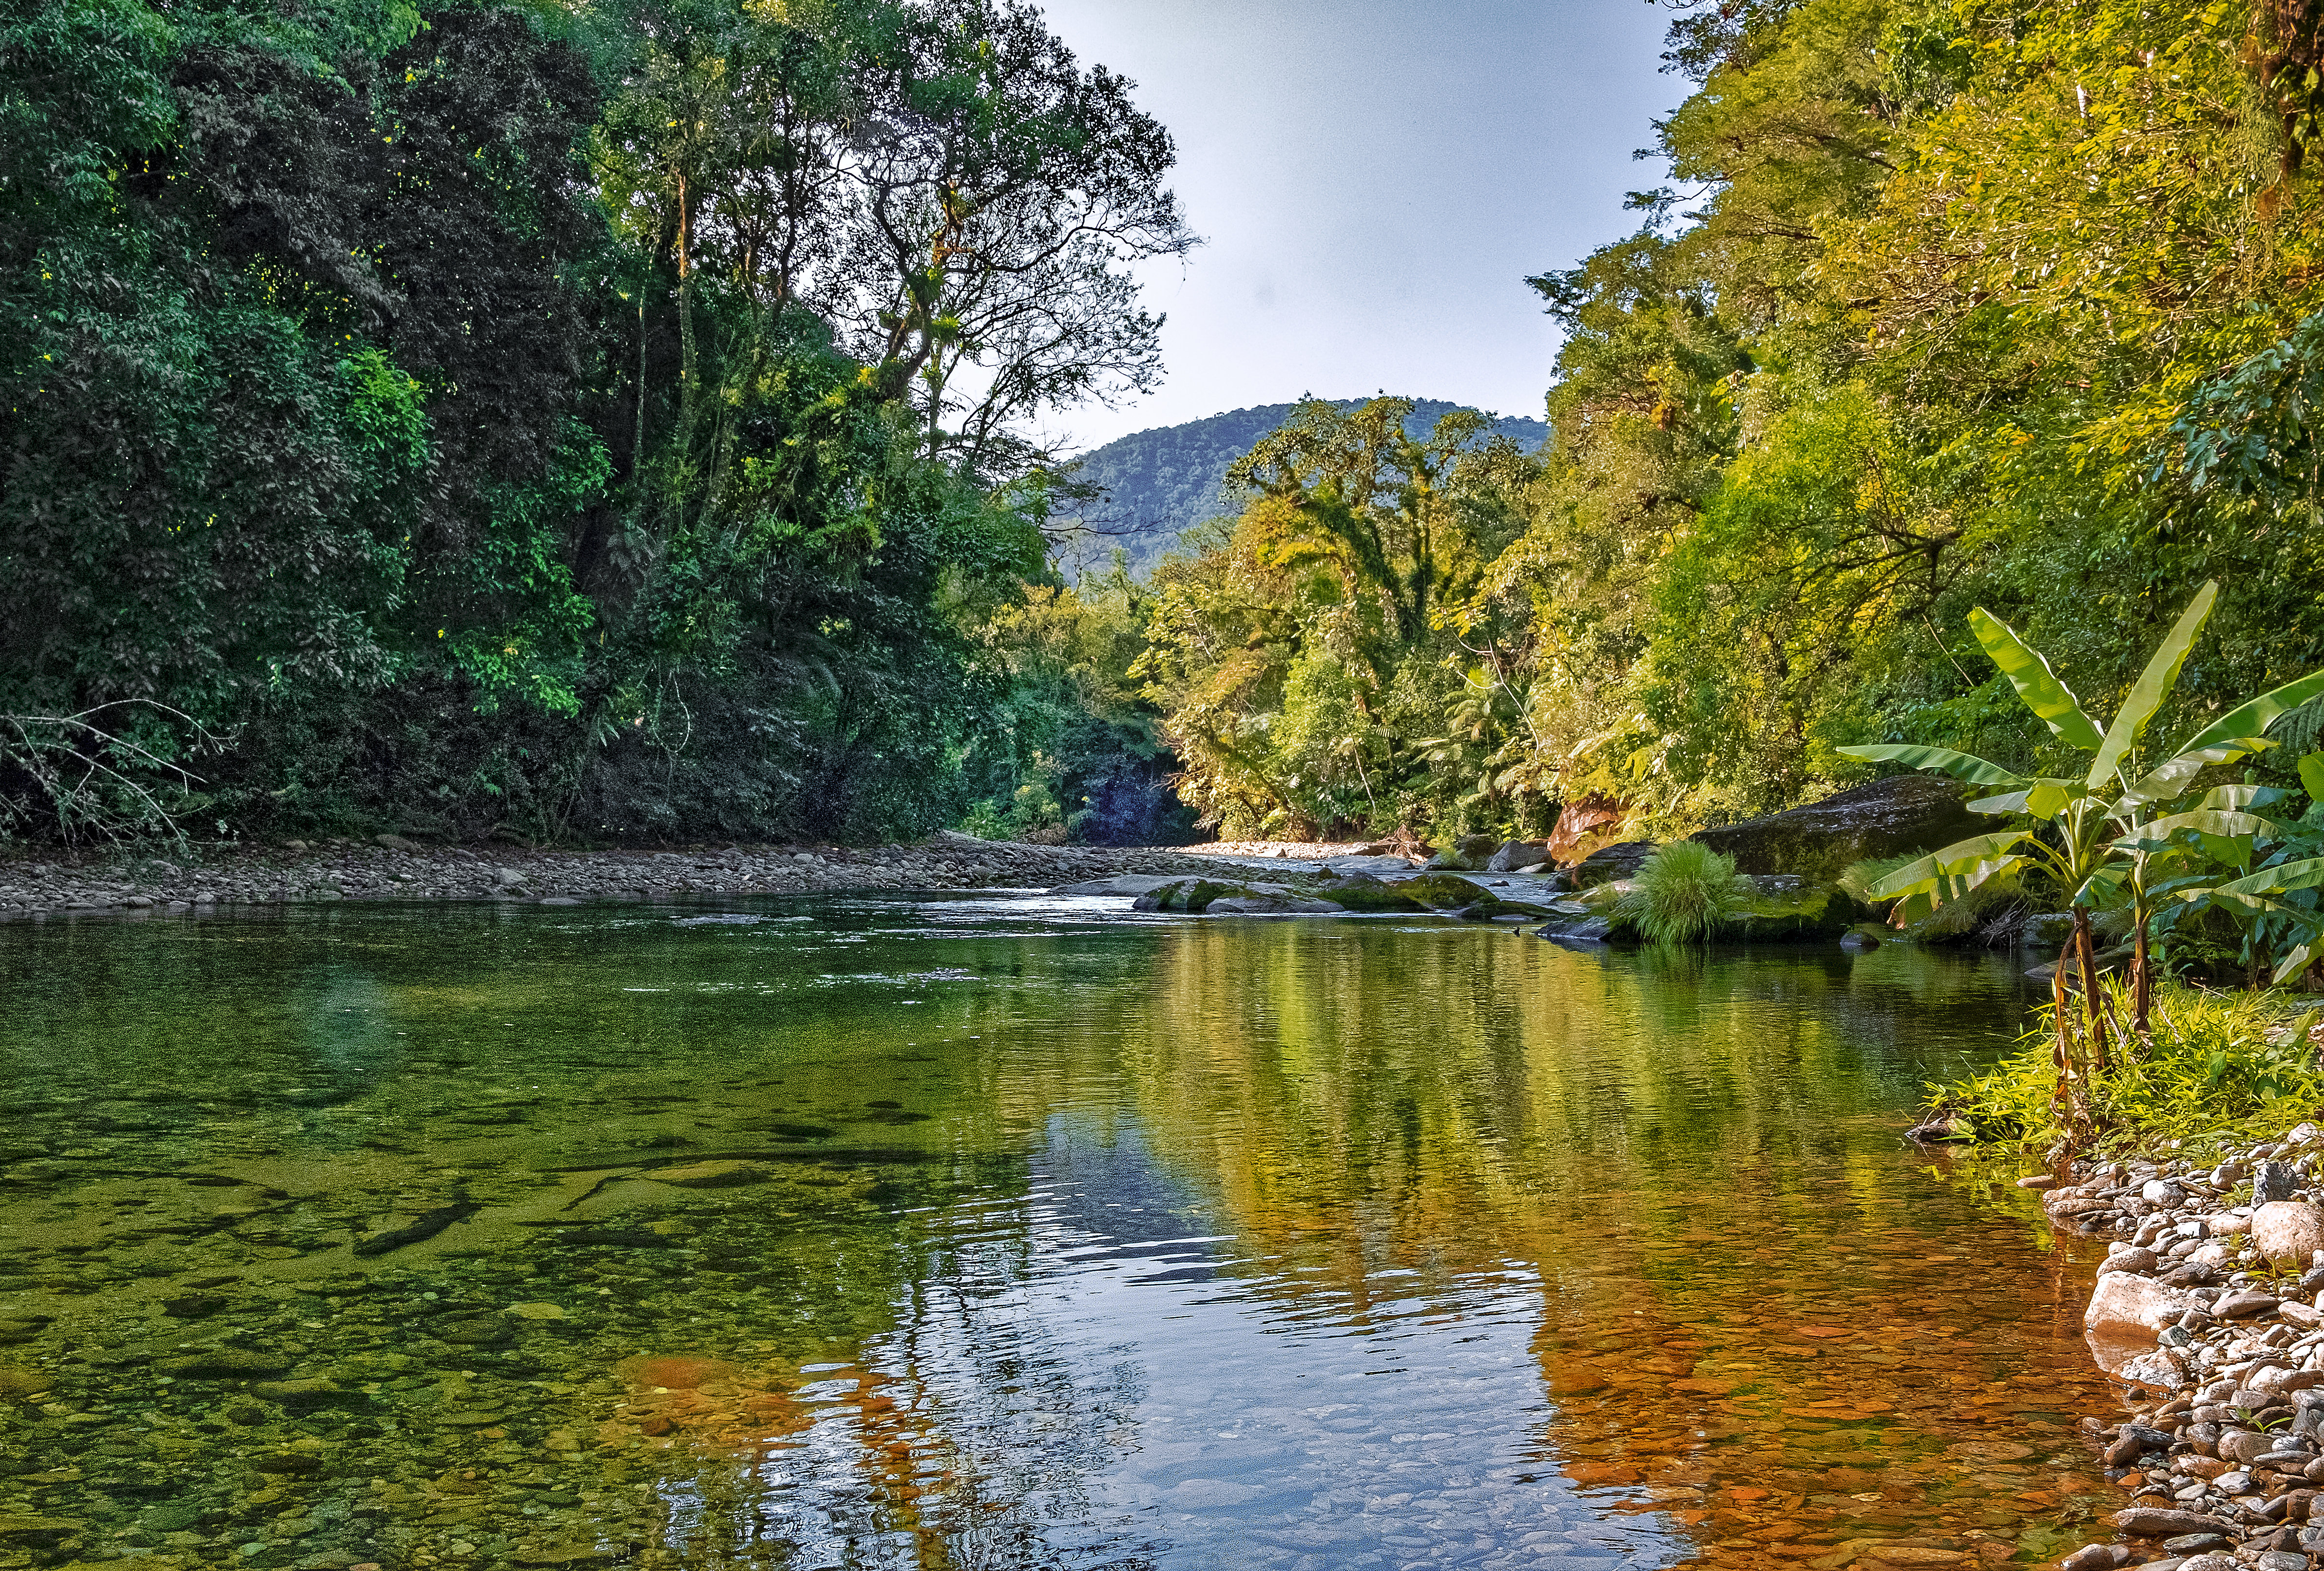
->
xmin=1052 ymin=398 xmax=1548 ymax=578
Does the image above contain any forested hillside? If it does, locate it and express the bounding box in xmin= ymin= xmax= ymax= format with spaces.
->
xmin=1136 ymin=0 xmax=2324 ymax=843
xmin=15 ymin=0 xmax=2324 ymax=856
xmin=1051 ymin=401 xmax=1545 ymax=578
xmin=0 ymin=0 xmax=1194 ymax=845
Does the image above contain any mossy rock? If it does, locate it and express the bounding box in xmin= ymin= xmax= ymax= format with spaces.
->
xmin=1388 ymin=872 xmax=1554 ymax=920
xmin=1312 ymin=872 xmax=1428 ymax=913
xmin=1690 ymin=775 xmax=1982 ymax=881
xmin=1422 ymin=834 xmax=1505 ymax=872
xmin=1130 ymin=878 xmax=1254 ymax=913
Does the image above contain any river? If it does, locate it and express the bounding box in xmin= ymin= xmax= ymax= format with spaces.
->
xmin=0 ymin=894 xmax=2122 ymax=1569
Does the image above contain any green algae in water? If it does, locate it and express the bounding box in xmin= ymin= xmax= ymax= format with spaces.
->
xmin=0 ymin=898 xmax=2119 ymax=1569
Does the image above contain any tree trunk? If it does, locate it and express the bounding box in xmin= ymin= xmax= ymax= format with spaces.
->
xmin=2074 ymin=908 xmax=2110 ymax=1072
xmin=675 ymin=170 xmax=699 ymax=461
xmin=2131 ymin=917 xmax=2152 ymax=1041
xmin=2051 ymin=929 xmax=2078 ymax=1143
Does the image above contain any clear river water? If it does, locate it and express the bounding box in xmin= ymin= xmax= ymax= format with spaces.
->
xmin=0 ymin=894 xmax=2126 ymax=1570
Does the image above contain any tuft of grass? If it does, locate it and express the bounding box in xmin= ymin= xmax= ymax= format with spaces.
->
xmin=1933 ymin=979 xmax=2324 ymax=1155
xmin=1622 ymin=841 xmax=1747 ymax=946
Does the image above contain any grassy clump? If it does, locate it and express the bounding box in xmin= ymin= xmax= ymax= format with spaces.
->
xmin=1936 ymin=979 xmax=2324 ymax=1153
xmin=1621 ymin=842 xmax=1747 ymax=946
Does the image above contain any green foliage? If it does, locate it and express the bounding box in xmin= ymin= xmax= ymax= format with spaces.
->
xmin=1938 ymin=981 xmax=2324 ymax=1154
xmin=1619 ymin=841 xmax=1747 ymax=946
xmin=0 ymin=0 xmax=1191 ymax=845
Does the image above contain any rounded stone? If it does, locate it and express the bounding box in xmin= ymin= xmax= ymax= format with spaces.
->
xmin=2251 ymin=1201 xmax=2324 ymax=1264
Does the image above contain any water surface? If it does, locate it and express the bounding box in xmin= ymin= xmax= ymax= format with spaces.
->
xmin=0 ymin=898 xmax=2117 ymax=1569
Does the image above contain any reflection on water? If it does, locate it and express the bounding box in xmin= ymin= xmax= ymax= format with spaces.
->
xmin=0 ymin=900 xmax=2113 ymax=1569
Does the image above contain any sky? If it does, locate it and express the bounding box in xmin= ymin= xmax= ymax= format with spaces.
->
xmin=1032 ymin=0 xmax=1687 ymax=450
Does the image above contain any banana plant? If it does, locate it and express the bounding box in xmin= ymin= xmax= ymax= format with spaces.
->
xmin=1837 ymin=581 xmax=2324 ymax=1143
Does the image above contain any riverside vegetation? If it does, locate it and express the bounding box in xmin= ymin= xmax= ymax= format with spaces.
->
xmin=14 ymin=0 xmax=2324 ymax=867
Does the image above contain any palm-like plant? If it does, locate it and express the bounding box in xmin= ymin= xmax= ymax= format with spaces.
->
xmin=1838 ymin=581 xmax=2324 ymax=1143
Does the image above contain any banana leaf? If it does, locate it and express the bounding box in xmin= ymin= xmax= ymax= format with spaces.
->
xmin=2172 ymin=668 xmax=2324 ymax=756
xmin=2209 ymin=856 xmax=2324 ymax=899
xmin=2302 ymin=751 xmax=2324 ymax=806
xmin=1835 ymin=744 xmax=2020 ymax=787
xmin=2113 ymin=741 xmax=2271 ymax=812
xmin=2087 ymin=581 xmax=2217 ymax=789
xmin=1970 ymin=608 xmax=2106 ymax=752
xmin=2118 ymin=808 xmax=2290 ymax=850
xmin=1866 ymin=830 xmax=2033 ymax=900
xmin=2202 ymin=783 xmax=2291 ymax=811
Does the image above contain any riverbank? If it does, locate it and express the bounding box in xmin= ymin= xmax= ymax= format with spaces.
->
xmin=0 ymin=834 xmax=1232 ymax=918
xmin=2032 ymin=1130 xmax=2324 ymax=1571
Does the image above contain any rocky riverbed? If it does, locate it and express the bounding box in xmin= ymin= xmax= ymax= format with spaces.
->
xmin=2035 ymin=1129 xmax=2324 ymax=1571
xmin=0 ymin=834 xmax=1233 ymax=918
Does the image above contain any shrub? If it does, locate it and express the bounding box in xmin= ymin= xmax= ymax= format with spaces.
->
xmin=1935 ymin=980 xmax=2324 ymax=1154
xmin=1622 ymin=842 xmax=1747 ymax=945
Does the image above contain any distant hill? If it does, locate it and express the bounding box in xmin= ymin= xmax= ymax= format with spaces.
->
xmin=1051 ymin=398 xmax=1548 ymax=580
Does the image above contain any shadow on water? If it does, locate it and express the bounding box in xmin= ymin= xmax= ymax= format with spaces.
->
xmin=0 ymin=901 xmax=2116 ymax=1569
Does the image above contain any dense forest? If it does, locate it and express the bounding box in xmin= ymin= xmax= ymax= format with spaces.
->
xmin=0 ymin=0 xmax=1195 ymax=845
xmin=1134 ymin=0 xmax=2324 ymax=845
xmin=12 ymin=0 xmax=2324 ymax=856
xmin=1048 ymin=400 xmax=1545 ymax=581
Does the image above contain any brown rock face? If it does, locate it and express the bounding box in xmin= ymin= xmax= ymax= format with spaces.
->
xmin=1547 ymin=794 xmax=1627 ymax=864
xmin=1689 ymin=774 xmax=1983 ymax=880
xmin=2251 ymin=1200 xmax=2324 ymax=1265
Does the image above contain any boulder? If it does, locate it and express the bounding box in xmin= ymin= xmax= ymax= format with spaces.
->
xmin=2253 ymin=1202 xmax=2324 ymax=1265
xmin=1485 ymin=840 xmax=1551 ymax=873
xmin=1310 ymin=872 xmax=1427 ymax=913
xmin=1727 ymin=876 xmax=1853 ymax=942
xmin=2085 ymin=1272 xmax=2204 ymax=1337
xmin=1387 ymin=873 xmax=1555 ymax=920
xmin=1690 ymin=774 xmax=1983 ymax=881
xmin=1568 ymin=841 xmax=1656 ymax=888
xmin=1131 ymin=878 xmax=1271 ymax=914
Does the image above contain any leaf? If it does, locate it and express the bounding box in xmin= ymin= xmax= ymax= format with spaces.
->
xmin=1969 ymin=607 xmax=2105 ymax=752
xmin=2211 ymin=856 xmax=2324 ymax=899
xmin=1835 ymin=744 xmax=2020 ymax=786
xmin=1892 ymin=851 xmax=2025 ymax=925
xmin=1866 ymin=830 xmax=2033 ymax=900
xmin=1967 ymin=777 xmax=2084 ymax=819
xmin=2202 ymin=783 xmax=2290 ymax=811
xmin=2114 ymin=741 xmax=2269 ymax=812
xmin=2277 ymin=942 xmax=2320 ymax=988
xmin=2087 ymin=581 xmax=2217 ymax=789
xmin=2172 ymin=668 xmax=2324 ymax=756
xmin=2302 ymin=751 xmax=2324 ymax=806
xmin=2121 ymin=808 xmax=2288 ymax=848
